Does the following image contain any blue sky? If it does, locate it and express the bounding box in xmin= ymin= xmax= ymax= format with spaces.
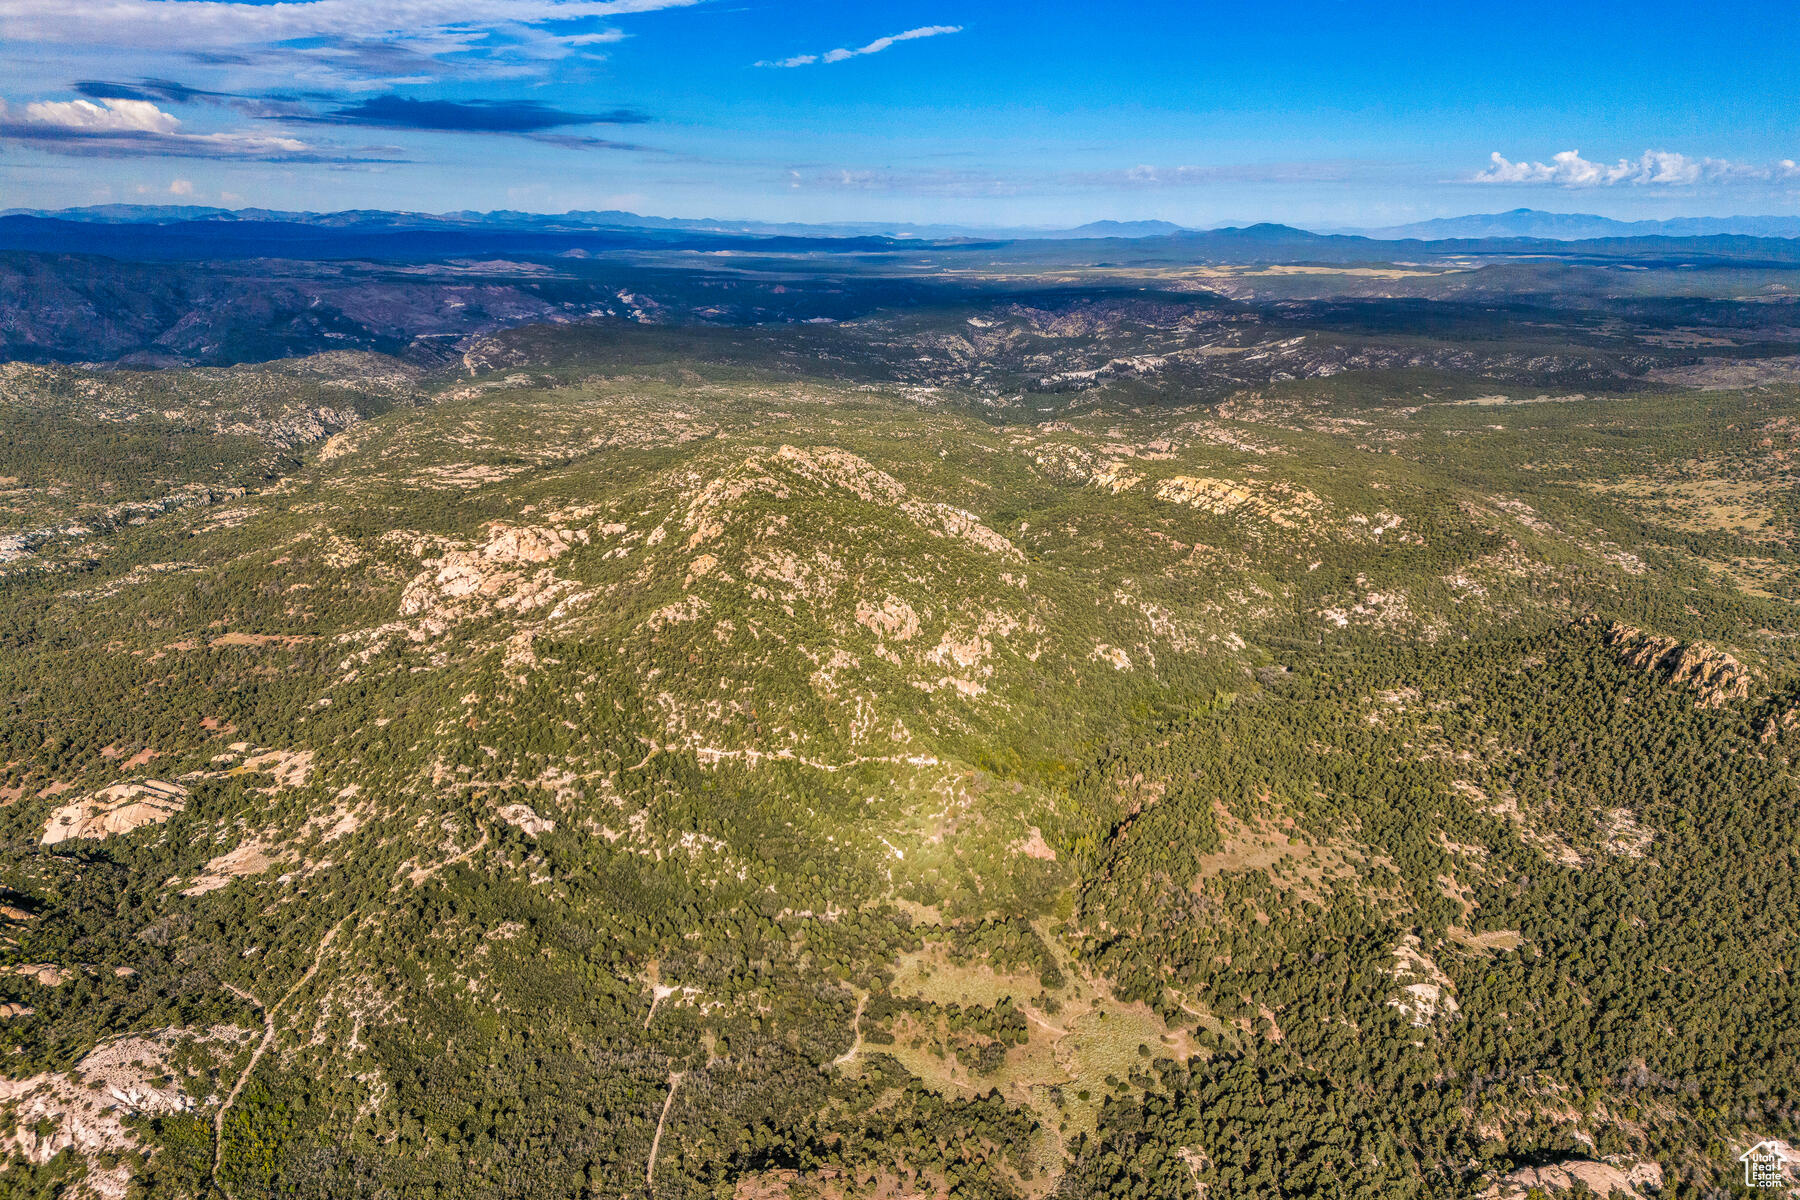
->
xmin=1 ymin=0 xmax=1796 ymax=226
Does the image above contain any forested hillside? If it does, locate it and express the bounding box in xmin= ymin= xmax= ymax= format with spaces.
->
xmin=2 ymin=266 xmax=1798 ymax=1200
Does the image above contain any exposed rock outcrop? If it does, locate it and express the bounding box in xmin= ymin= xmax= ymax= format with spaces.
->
xmin=1481 ymin=1158 xmax=1663 ymax=1200
xmin=0 ymin=1026 xmax=249 ymax=1189
xmin=395 ymin=523 xmax=591 ymax=634
xmin=181 ymin=841 xmax=274 ymax=897
xmin=1605 ymin=621 xmax=1755 ymax=708
xmin=1156 ymin=475 xmax=1323 ymax=529
xmin=1759 ymin=705 xmax=1799 ymax=744
xmin=41 ymin=780 xmax=188 ymax=846
xmin=498 ymin=803 xmax=555 ymax=836
xmin=1387 ymin=933 xmax=1458 ymax=1027
xmin=856 ymin=596 xmax=922 ymax=642
xmin=683 ymin=446 xmax=1021 ymax=563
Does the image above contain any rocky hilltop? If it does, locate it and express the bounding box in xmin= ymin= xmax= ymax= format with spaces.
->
xmin=1604 ymin=620 xmax=1758 ymax=708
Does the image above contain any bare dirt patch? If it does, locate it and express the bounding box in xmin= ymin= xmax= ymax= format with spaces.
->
xmin=210 ymin=632 xmax=315 ymax=649
xmin=1012 ymin=827 xmax=1057 ymax=861
xmin=183 ymin=841 xmax=275 ymax=897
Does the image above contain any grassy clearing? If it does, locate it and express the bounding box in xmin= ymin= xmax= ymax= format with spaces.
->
xmin=858 ymin=924 xmax=1202 ymax=1192
xmin=1449 ymin=927 xmax=1526 ymax=953
xmin=1583 ymin=470 xmax=1796 ymax=542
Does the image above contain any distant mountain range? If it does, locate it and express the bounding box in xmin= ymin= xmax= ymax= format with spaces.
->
xmin=0 ymin=205 xmax=1186 ymax=242
xmin=1357 ymin=208 xmax=1800 ymax=241
xmin=5 ymin=204 xmax=1797 ymax=244
xmin=4 ymin=207 xmax=1800 ymax=269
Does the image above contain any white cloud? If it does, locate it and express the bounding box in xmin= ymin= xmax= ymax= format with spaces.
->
xmin=0 ymin=0 xmax=701 ymax=47
xmin=168 ymin=179 xmax=194 ymax=195
xmin=2 ymin=93 xmax=367 ymax=160
xmin=562 ymin=31 xmax=628 ymax=47
xmin=757 ymin=24 xmax=962 ymax=68
xmin=24 ymin=98 xmax=180 ymax=133
xmin=1474 ymin=149 xmax=1800 ymax=187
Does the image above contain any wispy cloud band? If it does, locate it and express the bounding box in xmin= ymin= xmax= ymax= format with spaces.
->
xmin=0 ymin=0 xmax=699 ymax=88
xmin=782 ymin=159 xmax=1366 ymax=197
xmin=0 ymin=0 xmax=701 ymax=46
xmin=1474 ymin=149 xmax=1800 ymax=187
xmin=756 ymin=25 xmax=961 ymax=69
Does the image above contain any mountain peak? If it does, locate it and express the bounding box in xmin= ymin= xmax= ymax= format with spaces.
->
xmin=1362 ymin=209 xmax=1800 ymax=241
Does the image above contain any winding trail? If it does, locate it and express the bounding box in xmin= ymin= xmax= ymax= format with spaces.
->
xmin=828 ymin=992 xmax=868 ymax=1067
xmin=212 ymin=917 xmax=349 ymax=1198
xmin=645 ymin=1070 xmax=683 ymax=1187
xmin=627 ymin=740 xmax=661 ymax=772
xmin=403 ymin=829 xmax=490 ymax=888
xmin=644 ymin=984 xmax=678 ymax=1031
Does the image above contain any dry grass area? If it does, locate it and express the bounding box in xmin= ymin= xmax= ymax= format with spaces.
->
xmin=1581 ymin=468 xmax=1797 ymax=546
xmin=1450 ymin=927 xmax=1526 ymax=953
xmin=866 ymin=925 xmax=1201 ymax=1193
xmin=1191 ymin=800 xmax=1382 ymax=905
xmin=1697 ymin=553 xmax=1796 ymax=599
